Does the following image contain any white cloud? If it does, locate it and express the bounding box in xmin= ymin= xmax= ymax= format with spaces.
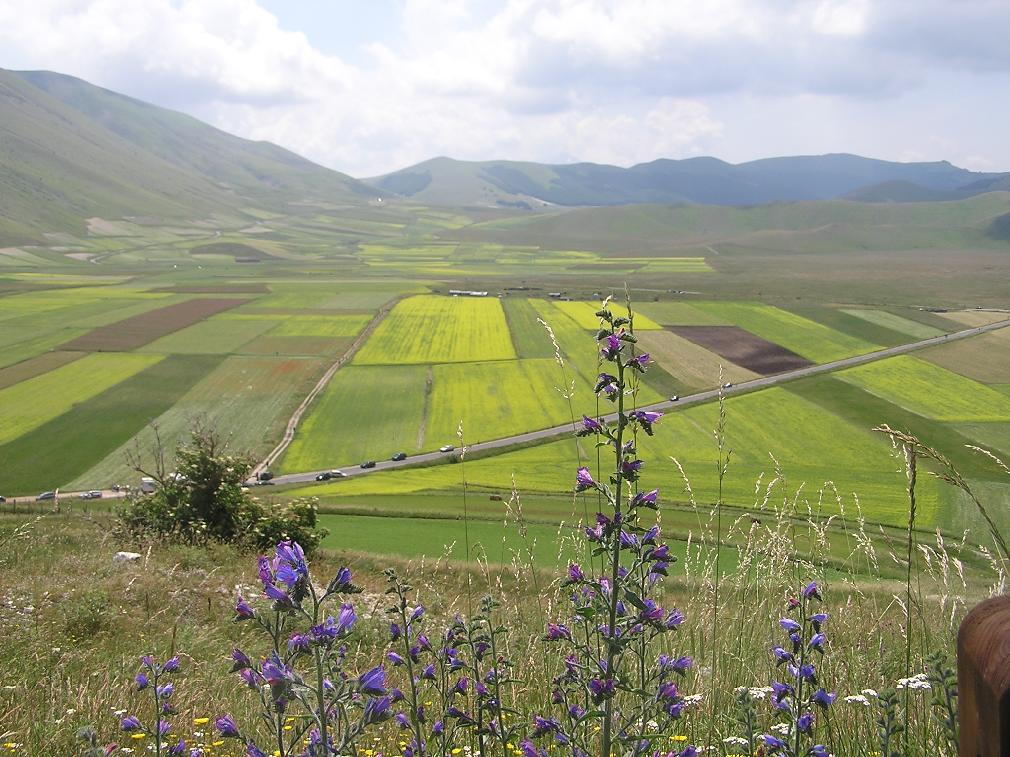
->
xmin=0 ymin=0 xmax=1009 ymax=174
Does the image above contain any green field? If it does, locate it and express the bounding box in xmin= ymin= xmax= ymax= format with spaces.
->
xmin=839 ymin=356 xmax=1010 ymax=422
xmin=426 ymin=358 xmax=586 ymax=444
xmin=0 ymin=355 xmax=218 ymax=494
xmin=841 ymin=308 xmax=944 ymax=339
xmin=0 ymin=353 xmax=162 ymax=445
xmin=280 ymin=365 xmax=430 ymax=471
xmin=140 ymin=316 xmax=278 ymax=354
xmin=552 ymin=300 xmax=662 ymax=330
xmin=354 ymin=295 xmax=516 ymax=365
xmin=68 ymin=355 xmax=325 ymax=488
xmin=693 ymin=302 xmax=878 ymax=362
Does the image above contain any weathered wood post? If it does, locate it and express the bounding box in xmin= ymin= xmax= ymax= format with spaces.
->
xmin=959 ymin=596 xmax=1010 ymax=755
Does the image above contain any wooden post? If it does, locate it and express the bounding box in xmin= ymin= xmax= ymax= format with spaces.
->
xmin=959 ymin=596 xmax=1010 ymax=755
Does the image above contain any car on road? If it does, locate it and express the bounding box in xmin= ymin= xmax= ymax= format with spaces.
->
xmin=79 ymin=490 xmax=103 ymax=500
xmin=722 ymin=382 xmax=733 ymax=389
xmin=37 ymin=491 xmax=56 ymax=501
xmin=391 ymin=452 xmax=407 ymax=461
xmin=330 ymin=470 xmax=347 ymax=478
xmin=257 ymin=470 xmax=274 ymax=482
xmin=255 ymin=480 xmax=274 ymax=486
xmin=315 ymin=472 xmax=332 ymax=481
xmin=0 ymin=496 xmax=6 ymax=503
xmin=439 ymin=445 xmax=455 ymax=453
xmin=360 ymin=460 xmax=376 ymax=469
xmin=669 ymin=395 xmax=679 ymax=402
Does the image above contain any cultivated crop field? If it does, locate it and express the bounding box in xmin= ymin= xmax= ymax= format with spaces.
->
xmin=353 ymin=296 xmax=516 ymax=365
xmin=1 ymin=203 xmax=1009 ymax=578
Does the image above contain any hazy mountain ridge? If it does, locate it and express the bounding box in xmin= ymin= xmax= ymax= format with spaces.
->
xmin=367 ymin=155 xmax=1009 ymax=208
xmin=0 ymin=68 xmax=377 ymax=244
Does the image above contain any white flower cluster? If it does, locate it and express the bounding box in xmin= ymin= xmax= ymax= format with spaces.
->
xmin=896 ymin=673 xmax=931 ymax=690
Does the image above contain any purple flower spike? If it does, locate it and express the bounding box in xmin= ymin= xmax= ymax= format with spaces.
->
xmin=135 ymin=672 xmax=149 ymax=690
xmin=600 ymin=333 xmax=623 ymax=361
xmin=567 ymin=563 xmax=584 ymax=583
xmin=216 ymin=715 xmax=240 ymax=739
xmin=387 ymin=651 xmax=407 ymax=666
xmin=580 ymin=415 xmax=603 ymax=435
xmin=802 ymin=581 xmax=821 ymax=600
xmin=780 ymin=618 xmax=801 ymax=633
xmin=588 ymin=677 xmax=616 ymax=702
xmin=121 ymin=715 xmax=142 ymax=732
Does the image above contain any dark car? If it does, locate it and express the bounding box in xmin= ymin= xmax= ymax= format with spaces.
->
xmin=257 ymin=470 xmax=274 ymax=482
xmin=360 ymin=460 xmax=376 ymax=469
xmin=315 ymin=472 xmax=332 ymax=481
xmin=391 ymin=452 xmax=407 ymax=461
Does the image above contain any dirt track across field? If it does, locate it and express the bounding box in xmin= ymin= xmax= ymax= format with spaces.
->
xmin=670 ymin=325 xmax=813 ymax=375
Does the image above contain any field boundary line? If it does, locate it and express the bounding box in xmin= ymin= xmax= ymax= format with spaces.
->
xmin=254 ymin=299 xmax=398 ymax=475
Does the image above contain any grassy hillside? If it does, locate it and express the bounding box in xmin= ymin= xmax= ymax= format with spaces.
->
xmin=0 ymin=68 xmax=377 ymax=244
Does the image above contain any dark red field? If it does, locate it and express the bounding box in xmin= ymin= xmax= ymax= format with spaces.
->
xmin=670 ymin=325 xmax=813 ymax=374
xmin=60 ymin=298 xmax=249 ymax=351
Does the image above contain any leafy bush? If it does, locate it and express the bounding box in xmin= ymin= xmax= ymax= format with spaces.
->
xmin=119 ymin=426 xmax=327 ymax=554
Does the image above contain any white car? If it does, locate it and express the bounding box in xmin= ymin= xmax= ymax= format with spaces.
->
xmin=439 ymin=445 xmax=455 ymax=453
xmin=80 ymin=490 xmax=103 ymax=499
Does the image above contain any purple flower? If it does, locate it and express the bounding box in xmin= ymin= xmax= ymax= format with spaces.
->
xmin=263 ymin=582 xmax=291 ymax=605
xmin=135 ymin=672 xmax=149 ymax=690
xmin=390 ymin=622 xmax=401 ymax=641
xmin=802 ymin=581 xmax=821 ymax=600
xmin=762 ymin=734 xmax=787 ymax=750
xmin=239 ymin=668 xmax=261 ymax=689
xmin=640 ymin=600 xmax=664 ymax=622
xmin=420 ymin=663 xmax=436 ymax=680
xmin=810 ymin=612 xmax=829 ymax=629
xmin=521 ymin=740 xmax=547 ymax=757
xmin=395 ymin=712 xmax=410 ymax=729
xmin=600 ymin=333 xmax=622 ymax=360
xmin=594 ymin=373 xmax=619 ymax=396
xmin=628 ymin=352 xmax=650 ymax=370
xmin=329 ymin=566 xmax=353 ymax=592
xmin=234 ymin=595 xmax=254 ymax=620
xmin=545 ymin=623 xmax=572 ymax=641
xmin=246 ymin=744 xmax=269 ymax=757
xmin=359 ymin=665 xmax=386 ymax=695
xmin=665 ymin=609 xmax=685 ymax=628
xmin=771 ymin=680 xmax=793 ymax=703
xmin=387 ymin=651 xmax=406 ymax=666
xmin=363 ymin=695 xmax=393 ymax=725
xmin=162 ymin=656 xmax=180 ymax=673
xmin=772 ymin=646 xmax=793 ymax=664
xmin=797 ymin=711 xmax=814 ymax=734
xmin=567 ymin=563 xmax=584 ymax=583
xmin=121 ymin=715 xmax=142 ymax=732
xmin=809 ymin=632 xmax=826 ymax=652
xmin=620 ymin=459 xmax=643 ymax=477
xmin=812 ymin=688 xmax=836 ymax=709
xmin=580 ymin=415 xmax=603 ymax=434
xmin=261 ymin=656 xmax=291 ymax=686
xmin=532 ymin=715 xmax=561 ymax=736
xmin=215 ymin=715 xmax=240 ymax=739
xmin=575 ymin=466 xmax=595 ymax=491
xmin=257 ymin=556 xmax=272 ymax=584
xmin=588 ymin=678 xmax=616 ymax=702
xmin=230 ymin=649 xmax=251 ymax=672
xmin=156 ymin=683 xmax=174 ymax=700
xmin=780 ymin=618 xmax=801 ymax=633
xmin=287 ymin=634 xmax=311 ymax=655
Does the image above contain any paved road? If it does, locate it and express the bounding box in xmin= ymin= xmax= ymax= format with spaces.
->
xmin=247 ymin=316 xmax=1010 ymax=489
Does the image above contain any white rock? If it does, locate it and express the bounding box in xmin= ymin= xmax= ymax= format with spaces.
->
xmin=113 ymin=551 xmax=142 ymax=564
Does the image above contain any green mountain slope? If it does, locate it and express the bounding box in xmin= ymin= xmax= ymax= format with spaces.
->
xmin=367 ymin=155 xmax=1007 ymax=208
xmin=0 ymin=68 xmax=376 ymax=244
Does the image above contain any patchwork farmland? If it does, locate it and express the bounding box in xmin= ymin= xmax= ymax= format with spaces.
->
xmin=1 ymin=202 xmax=1009 ymax=572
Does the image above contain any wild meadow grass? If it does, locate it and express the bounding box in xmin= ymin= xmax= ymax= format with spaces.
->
xmin=1 ymin=300 xmax=1006 ymax=756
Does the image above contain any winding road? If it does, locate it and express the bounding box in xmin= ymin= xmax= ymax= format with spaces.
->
xmin=249 ymin=316 xmax=1010 ymax=488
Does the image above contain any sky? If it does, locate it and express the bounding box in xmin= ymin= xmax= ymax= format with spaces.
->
xmin=1 ymin=0 xmax=1009 ymax=177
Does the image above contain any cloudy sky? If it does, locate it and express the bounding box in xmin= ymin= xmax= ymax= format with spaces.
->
xmin=2 ymin=0 xmax=1009 ymax=177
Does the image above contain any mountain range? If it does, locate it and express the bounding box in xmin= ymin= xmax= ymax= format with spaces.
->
xmin=1 ymin=66 xmax=1009 ymax=246
xmin=366 ymin=155 xmax=1010 ymax=208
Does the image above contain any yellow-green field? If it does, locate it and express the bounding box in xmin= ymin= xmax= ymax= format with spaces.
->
xmin=354 ymin=295 xmax=516 ymax=365
xmin=552 ymin=301 xmax=663 ymax=330
xmin=0 ymin=353 xmax=162 ymax=445
xmin=841 ymin=309 xmax=943 ymax=340
xmin=838 ymin=356 xmax=1010 ymax=422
